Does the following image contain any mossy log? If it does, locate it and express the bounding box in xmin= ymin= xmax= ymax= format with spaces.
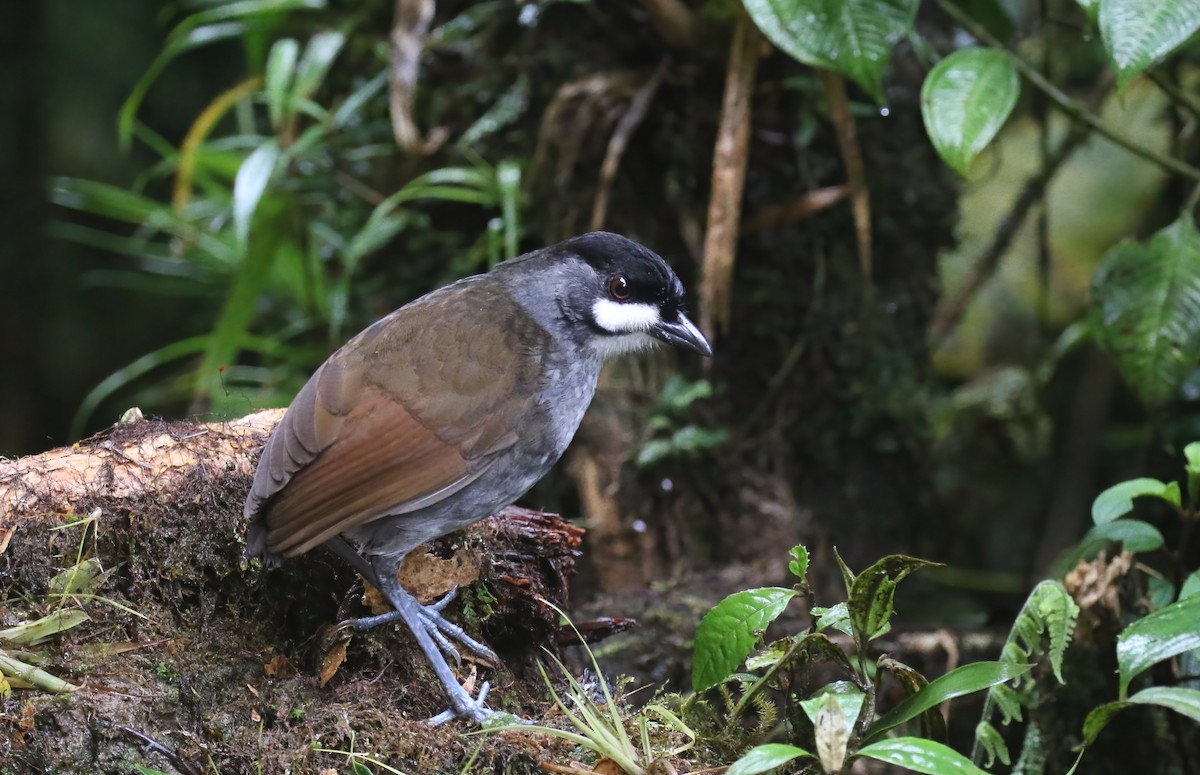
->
xmin=0 ymin=411 xmax=585 ymax=774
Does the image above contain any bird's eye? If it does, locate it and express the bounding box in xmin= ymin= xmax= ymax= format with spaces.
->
xmin=608 ymin=275 xmax=631 ymax=300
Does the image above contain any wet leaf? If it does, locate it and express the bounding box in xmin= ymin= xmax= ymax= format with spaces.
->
xmin=921 ymin=48 xmax=1019 ymax=175
xmin=848 ymin=555 xmax=939 ymax=641
xmin=1099 ymin=0 xmax=1200 ymax=90
xmin=1091 ymin=216 xmax=1200 ymax=407
xmin=1117 ymin=593 xmax=1200 ymax=696
xmin=692 ymin=587 xmax=797 ymax=691
xmin=856 ymin=736 xmax=989 ymax=774
xmin=726 ymin=743 xmax=814 ymax=775
xmin=868 ymin=661 xmax=1029 ymax=740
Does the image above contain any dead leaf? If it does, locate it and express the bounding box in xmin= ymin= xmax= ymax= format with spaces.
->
xmin=263 ymin=654 xmax=297 ymax=678
xmin=593 ymin=759 xmax=624 ymax=775
xmin=319 ymin=638 xmax=350 ymax=687
xmin=19 ymin=701 xmax=36 ymax=732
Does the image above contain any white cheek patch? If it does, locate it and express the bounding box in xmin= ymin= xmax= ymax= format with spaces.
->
xmin=592 ymin=299 xmax=661 ymax=334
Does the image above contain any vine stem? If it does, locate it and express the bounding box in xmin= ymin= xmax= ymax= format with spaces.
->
xmin=934 ymin=0 xmax=1200 ymax=183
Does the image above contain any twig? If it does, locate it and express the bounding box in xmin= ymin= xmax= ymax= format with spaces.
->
xmin=389 ymin=0 xmax=435 ymax=153
xmin=590 ymin=63 xmax=666 ymax=231
xmin=698 ymin=16 xmax=764 ymax=341
xmin=1150 ymin=69 xmax=1200 ymax=124
xmin=819 ymin=71 xmax=873 ymax=305
xmin=928 ymin=126 xmax=1090 ymax=346
xmin=109 ymin=723 xmax=204 ymax=775
xmin=936 ymin=0 xmax=1200 ymax=183
xmin=742 ymin=184 xmax=850 ymax=233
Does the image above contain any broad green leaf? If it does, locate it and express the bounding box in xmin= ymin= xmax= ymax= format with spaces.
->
xmin=692 ymin=587 xmax=797 ymax=691
xmin=788 ymin=544 xmax=810 ymax=580
xmin=727 ymin=743 xmax=815 ymax=775
xmin=857 ymin=737 xmax=989 ymax=775
xmin=1099 ymin=0 xmax=1200 ymax=90
xmin=878 ymin=657 xmax=945 ymax=741
xmin=867 ymin=661 xmax=1029 ymax=740
xmin=1092 ymin=477 xmax=1181 ymax=523
xmin=921 ymin=48 xmax=1019 ymax=175
xmin=848 ymin=555 xmax=938 ymax=641
xmin=265 ymin=38 xmax=299 ymax=129
xmin=1117 ymin=593 xmax=1200 ymax=696
xmin=233 ymin=141 xmax=280 ymax=246
xmin=745 ymin=637 xmax=793 ymax=671
xmin=742 ymin=0 xmax=919 ymax=101
xmin=1083 ymin=518 xmax=1165 ymax=554
xmin=1091 ymin=216 xmax=1200 ymax=407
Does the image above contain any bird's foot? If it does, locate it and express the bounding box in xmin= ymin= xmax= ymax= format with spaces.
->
xmin=341 ymin=588 xmax=499 ymax=665
xmin=427 ymin=680 xmax=492 ymax=726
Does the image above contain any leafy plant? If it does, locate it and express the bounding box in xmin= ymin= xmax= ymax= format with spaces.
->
xmin=691 ymin=544 xmax=1024 ymax=774
xmin=636 ymin=376 xmax=728 ymax=468
xmin=487 ymin=601 xmax=695 ymax=775
xmin=53 ymin=1 xmax=525 ymax=436
xmin=1055 ymin=443 xmax=1200 ymax=772
xmin=743 ymin=0 xmax=1200 ymax=178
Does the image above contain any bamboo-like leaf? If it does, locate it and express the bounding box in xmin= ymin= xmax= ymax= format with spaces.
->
xmin=233 ymin=141 xmax=280 ymax=246
xmin=291 ymin=31 xmax=346 ymax=104
xmin=265 ymin=38 xmax=300 ymax=129
xmin=743 ymin=0 xmax=919 ymax=100
xmin=868 ymin=661 xmax=1029 ymax=741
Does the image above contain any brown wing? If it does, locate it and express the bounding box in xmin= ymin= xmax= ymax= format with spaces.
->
xmin=244 ymin=278 xmax=547 ymax=558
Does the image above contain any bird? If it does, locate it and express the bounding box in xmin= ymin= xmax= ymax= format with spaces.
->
xmin=243 ymin=231 xmax=711 ymax=725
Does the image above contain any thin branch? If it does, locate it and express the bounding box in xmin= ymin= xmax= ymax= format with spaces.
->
xmin=928 ymin=126 xmax=1090 ymax=346
xmin=936 ymin=0 xmax=1200 ymax=183
xmin=699 ymin=16 xmax=764 ymax=341
xmin=591 ymin=64 xmax=666 ymax=231
xmin=1150 ymin=69 xmax=1200 ymax=125
xmin=819 ymin=71 xmax=873 ymax=304
xmin=389 ymin=0 xmax=435 ymax=153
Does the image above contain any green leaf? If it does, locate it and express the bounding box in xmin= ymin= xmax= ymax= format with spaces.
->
xmin=848 ymin=555 xmax=939 ymax=641
xmin=788 ymin=544 xmax=810 ymax=580
xmin=920 ymin=47 xmax=1019 ymax=175
xmin=0 ymin=609 xmax=90 ymax=646
xmin=265 ymin=38 xmax=299 ymax=129
xmin=1180 ymin=570 xmax=1200 ymax=600
xmin=742 ymin=0 xmax=919 ymax=101
xmin=1091 ymin=216 xmax=1200 ymax=407
xmin=233 ymin=141 xmax=280 ymax=246
xmin=1117 ymin=593 xmax=1200 ymax=696
xmin=727 ymin=743 xmax=815 ymax=775
xmin=1099 ymin=0 xmax=1200 ymax=90
xmin=692 ymin=587 xmax=797 ymax=691
xmin=292 ymin=31 xmax=346 ymax=104
xmin=811 ymin=602 xmax=853 ymax=637
xmin=1185 ymin=441 xmax=1200 ymax=506
xmin=857 ymin=737 xmax=989 ymax=775
xmin=868 ymin=661 xmax=1030 ymax=741
xmin=1084 ymin=519 xmax=1165 ymax=554
xmin=1092 ymin=477 xmax=1181 ymax=523
xmin=1082 ymin=687 xmax=1200 ymax=752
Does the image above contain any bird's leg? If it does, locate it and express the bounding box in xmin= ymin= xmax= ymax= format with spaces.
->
xmin=344 ymin=586 xmax=500 ymax=664
xmin=368 ymin=558 xmax=495 ymax=725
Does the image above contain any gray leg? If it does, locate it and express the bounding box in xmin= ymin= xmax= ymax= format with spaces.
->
xmin=369 ymin=558 xmax=496 ymax=725
xmin=343 ymin=586 xmax=500 ymax=664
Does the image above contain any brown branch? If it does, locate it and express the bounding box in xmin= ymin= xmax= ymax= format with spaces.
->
xmin=819 ymin=71 xmax=873 ymax=303
xmin=389 ymin=0 xmax=435 ymax=153
xmin=698 ymin=16 xmax=764 ymax=341
xmin=742 ymin=184 xmax=851 ymax=234
xmin=590 ymin=64 xmax=666 ymax=231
